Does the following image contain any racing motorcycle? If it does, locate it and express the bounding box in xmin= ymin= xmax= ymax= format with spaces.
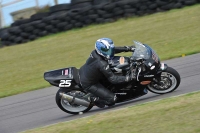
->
xmin=44 ymin=41 xmax=181 ymax=114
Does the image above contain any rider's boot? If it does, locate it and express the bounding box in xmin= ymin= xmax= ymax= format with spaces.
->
xmin=85 ymin=83 xmax=117 ymax=108
xmin=90 ymin=97 xmax=105 ymax=108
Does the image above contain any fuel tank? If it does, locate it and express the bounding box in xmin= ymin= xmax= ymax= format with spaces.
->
xmin=109 ymin=56 xmax=130 ymax=73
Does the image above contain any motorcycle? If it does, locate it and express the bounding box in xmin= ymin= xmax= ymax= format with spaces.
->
xmin=44 ymin=41 xmax=181 ymax=114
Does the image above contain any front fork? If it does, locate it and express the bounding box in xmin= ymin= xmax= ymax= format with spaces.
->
xmin=153 ymin=63 xmax=168 ymax=85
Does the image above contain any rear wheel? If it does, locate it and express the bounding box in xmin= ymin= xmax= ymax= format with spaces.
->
xmin=147 ymin=67 xmax=181 ymax=94
xmin=56 ymin=88 xmax=93 ymax=114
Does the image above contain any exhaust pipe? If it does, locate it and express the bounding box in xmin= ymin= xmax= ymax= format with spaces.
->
xmin=59 ymin=92 xmax=90 ymax=107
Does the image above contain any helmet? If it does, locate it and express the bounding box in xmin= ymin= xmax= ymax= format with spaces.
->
xmin=95 ymin=38 xmax=115 ymax=59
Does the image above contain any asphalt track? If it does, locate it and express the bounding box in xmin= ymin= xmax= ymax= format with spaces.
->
xmin=0 ymin=53 xmax=200 ymax=133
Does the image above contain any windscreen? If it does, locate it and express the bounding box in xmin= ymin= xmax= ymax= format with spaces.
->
xmin=132 ymin=41 xmax=151 ymax=60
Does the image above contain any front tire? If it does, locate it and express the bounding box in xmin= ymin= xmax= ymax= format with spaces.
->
xmin=56 ymin=88 xmax=93 ymax=114
xmin=147 ymin=67 xmax=181 ymax=94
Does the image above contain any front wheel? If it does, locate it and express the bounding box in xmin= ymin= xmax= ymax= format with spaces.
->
xmin=147 ymin=67 xmax=181 ymax=94
xmin=55 ymin=88 xmax=93 ymax=114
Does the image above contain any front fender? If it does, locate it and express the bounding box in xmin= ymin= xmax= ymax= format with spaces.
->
xmin=156 ymin=63 xmax=168 ymax=76
xmin=160 ymin=63 xmax=168 ymax=71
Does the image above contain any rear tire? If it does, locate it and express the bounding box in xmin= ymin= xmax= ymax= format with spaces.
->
xmin=55 ymin=88 xmax=93 ymax=114
xmin=147 ymin=67 xmax=181 ymax=94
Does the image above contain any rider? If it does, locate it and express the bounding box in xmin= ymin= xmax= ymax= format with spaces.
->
xmin=79 ymin=38 xmax=135 ymax=108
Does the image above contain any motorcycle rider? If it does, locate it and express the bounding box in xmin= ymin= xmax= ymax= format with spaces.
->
xmin=79 ymin=38 xmax=135 ymax=108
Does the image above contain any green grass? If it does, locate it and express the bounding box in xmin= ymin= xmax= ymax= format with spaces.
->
xmin=0 ymin=5 xmax=200 ymax=98
xmin=23 ymin=91 xmax=200 ymax=133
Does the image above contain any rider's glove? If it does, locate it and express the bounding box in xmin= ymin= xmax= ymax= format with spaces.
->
xmin=125 ymin=73 xmax=136 ymax=82
xmin=124 ymin=46 xmax=136 ymax=52
xmin=125 ymin=74 xmax=131 ymax=82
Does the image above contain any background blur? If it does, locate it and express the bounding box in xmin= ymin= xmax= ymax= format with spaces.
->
xmin=0 ymin=0 xmax=70 ymax=27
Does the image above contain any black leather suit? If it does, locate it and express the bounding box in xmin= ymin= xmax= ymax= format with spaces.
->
xmin=79 ymin=47 xmax=130 ymax=105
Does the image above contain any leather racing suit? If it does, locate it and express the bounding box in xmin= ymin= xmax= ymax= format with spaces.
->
xmin=79 ymin=46 xmax=131 ymax=106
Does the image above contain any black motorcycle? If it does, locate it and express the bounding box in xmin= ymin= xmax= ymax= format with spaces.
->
xmin=44 ymin=41 xmax=181 ymax=114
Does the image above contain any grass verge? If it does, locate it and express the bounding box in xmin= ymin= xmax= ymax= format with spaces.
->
xmin=23 ymin=91 xmax=200 ymax=133
xmin=0 ymin=5 xmax=200 ymax=98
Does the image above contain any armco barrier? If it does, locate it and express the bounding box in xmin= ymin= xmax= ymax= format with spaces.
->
xmin=0 ymin=0 xmax=199 ymax=47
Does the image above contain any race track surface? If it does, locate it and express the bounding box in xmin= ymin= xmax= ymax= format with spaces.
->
xmin=0 ymin=53 xmax=200 ymax=133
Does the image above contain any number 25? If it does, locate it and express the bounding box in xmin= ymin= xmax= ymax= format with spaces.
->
xmin=59 ymin=80 xmax=71 ymax=87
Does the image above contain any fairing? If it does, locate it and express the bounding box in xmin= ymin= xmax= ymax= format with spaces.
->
xmin=132 ymin=41 xmax=160 ymax=63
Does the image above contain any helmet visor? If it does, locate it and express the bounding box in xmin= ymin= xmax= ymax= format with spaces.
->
xmin=101 ymin=46 xmax=115 ymax=59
